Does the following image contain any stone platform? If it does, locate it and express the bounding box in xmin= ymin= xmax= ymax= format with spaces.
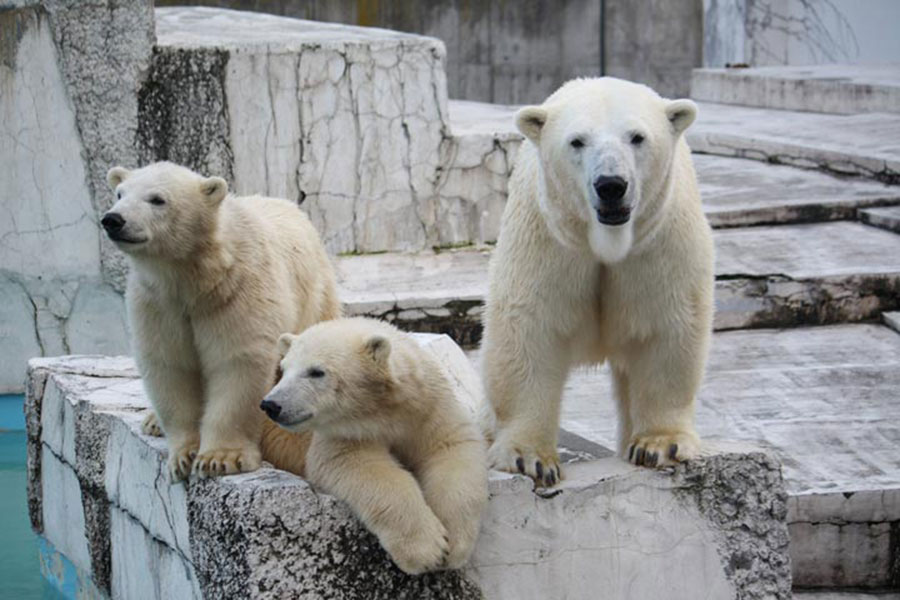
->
xmin=526 ymin=323 xmax=900 ymax=590
xmin=26 ymin=350 xmax=790 ymax=600
xmin=336 ymin=219 xmax=900 ymax=340
xmin=691 ymin=64 xmax=900 ymax=115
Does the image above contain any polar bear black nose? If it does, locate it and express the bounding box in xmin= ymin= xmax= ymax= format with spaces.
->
xmin=260 ymin=400 xmax=282 ymax=420
xmin=101 ymin=212 xmax=126 ymax=233
xmin=594 ymin=176 xmax=628 ymax=203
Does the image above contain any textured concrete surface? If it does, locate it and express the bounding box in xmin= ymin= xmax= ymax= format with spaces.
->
xmin=692 ymin=64 xmax=900 ymax=114
xmin=885 ymin=312 xmax=900 ymax=334
xmin=25 ymin=351 xmax=790 ymax=599
xmin=159 ymin=0 xmax=605 ymax=105
xmin=523 ymin=323 xmax=900 ymax=589
xmin=337 ymin=221 xmax=900 ymax=341
xmin=697 ymin=155 xmax=900 ymax=228
xmin=860 ymin=205 xmax=900 ymax=234
xmin=689 ymin=102 xmax=900 ymax=184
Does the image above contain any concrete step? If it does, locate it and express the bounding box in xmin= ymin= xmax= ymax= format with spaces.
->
xmin=860 ymin=206 xmax=900 ymax=234
xmin=25 ymin=352 xmax=792 ymax=599
xmin=337 ymin=221 xmax=900 ymax=342
xmin=794 ymin=594 xmax=900 ymax=600
xmin=691 ymin=64 xmax=900 ymax=115
xmin=687 ymin=102 xmax=900 ymax=184
xmin=470 ymin=323 xmax=900 ymax=589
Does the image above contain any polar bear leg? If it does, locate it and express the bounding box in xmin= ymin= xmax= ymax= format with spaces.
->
xmin=307 ymin=437 xmax=449 ymax=575
xmin=483 ymin=322 xmax=570 ymax=487
xmin=192 ymin=360 xmax=265 ymax=478
xmin=618 ymin=338 xmax=702 ymax=467
xmin=418 ymin=439 xmax=489 ymax=569
xmin=142 ymin=365 xmax=204 ymax=482
xmin=141 ymin=410 xmax=163 ymax=437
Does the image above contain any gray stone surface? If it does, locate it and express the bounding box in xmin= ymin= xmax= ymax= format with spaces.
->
xmin=692 ymin=64 xmax=900 ymax=115
xmin=697 ymin=155 xmax=900 ymax=228
xmin=884 ymin=312 xmax=900 ymax=334
xmin=337 ymin=221 xmax=900 ymax=341
xmin=688 ymin=102 xmax=900 ymax=184
xmin=603 ymin=0 xmax=703 ymax=98
xmin=156 ymin=0 xmax=605 ymax=105
xmin=860 ymin=205 xmax=900 ymax=234
xmin=26 ymin=353 xmax=791 ymax=599
xmin=519 ymin=323 xmax=900 ymax=589
xmin=713 ymin=222 xmax=900 ymax=329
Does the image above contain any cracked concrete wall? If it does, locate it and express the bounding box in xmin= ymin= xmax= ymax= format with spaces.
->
xmin=0 ymin=1 xmax=149 ymax=393
xmin=26 ymin=354 xmax=792 ymax=599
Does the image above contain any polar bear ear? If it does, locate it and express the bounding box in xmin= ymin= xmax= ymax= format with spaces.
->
xmin=515 ymin=106 xmax=548 ymax=143
xmin=107 ymin=166 xmax=130 ymax=189
xmin=200 ymin=176 xmax=228 ymax=205
xmin=277 ymin=333 xmax=299 ymax=358
xmin=665 ymin=99 xmax=698 ymax=135
xmin=363 ymin=335 xmax=391 ymax=366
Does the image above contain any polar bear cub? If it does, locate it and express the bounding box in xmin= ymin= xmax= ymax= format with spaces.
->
xmin=262 ymin=318 xmax=488 ymax=575
xmin=481 ymin=77 xmax=714 ymax=486
xmin=102 ymin=162 xmax=340 ymax=481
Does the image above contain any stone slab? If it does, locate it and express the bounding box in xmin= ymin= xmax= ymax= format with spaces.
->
xmin=688 ymin=102 xmax=900 ymax=184
xmin=696 ymin=155 xmax=900 ymax=228
xmin=691 ymin=64 xmax=900 ymax=115
xmin=510 ymin=323 xmax=900 ymax=588
xmin=885 ymin=312 xmax=900 ymax=334
xmin=337 ymin=221 xmax=900 ymax=342
xmin=860 ymin=205 xmax=900 ymax=234
xmin=25 ymin=351 xmax=791 ymax=599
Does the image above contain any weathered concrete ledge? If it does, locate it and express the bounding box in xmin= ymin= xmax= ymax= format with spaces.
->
xmin=337 ymin=221 xmax=900 ymax=344
xmin=27 ymin=351 xmax=791 ymax=599
xmin=691 ymin=64 xmax=900 ymax=115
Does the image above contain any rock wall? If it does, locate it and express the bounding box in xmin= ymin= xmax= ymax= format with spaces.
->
xmin=26 ymin=347 xmax=792 ymax=599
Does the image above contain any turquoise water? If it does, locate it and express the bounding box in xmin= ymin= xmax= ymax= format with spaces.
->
xmin=0 ymin=395 xmax=61 ymax=600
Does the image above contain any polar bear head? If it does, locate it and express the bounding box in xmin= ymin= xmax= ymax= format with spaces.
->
xmin=261 ymin=318 xmax=399 ymax=440
xmin=515 ymin=77 xmax=697 ymax=263
xmin=102 ymin=162 xmax=228 ymax=259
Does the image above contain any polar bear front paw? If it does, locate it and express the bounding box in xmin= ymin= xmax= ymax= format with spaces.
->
xmin=167 ymin=441 xmax=199 ymax=482
xmin=626 ymin=430 xmax=700 ymax=467
xmin=192 ymin=446 xmax=262 ymax=479
xmin=488 ymin=435 xmax=561 ymax=488
xmin=384 ymin=510 xmax=449 ymax=575
xmin=141 ymin=411 xmax=164 ymax=437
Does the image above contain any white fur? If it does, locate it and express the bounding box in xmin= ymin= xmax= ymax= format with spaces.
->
xmin=265 ymin=318 xmax=489 ymax=575
xmin=105 ymin=162 xmax=340 ymax=481
xmin=482 ymin=78 xmax=714 ymax=485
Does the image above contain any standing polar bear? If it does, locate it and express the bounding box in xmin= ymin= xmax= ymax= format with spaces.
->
xmin=482 ymin=78 xmax=714 ymax=487
xmin=102 ymin=162 xmax=340 ymax=481
xmin=261 ymin=318 xmax=488 ymax=574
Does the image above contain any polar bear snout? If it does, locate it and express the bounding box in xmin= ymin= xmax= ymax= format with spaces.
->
xmin=594 ymin=175 xmax=628 ymax=202
xmin=101 ymin=212 xmax=126 ymax=236
xmin=259 ymin=399 xmax=282 ymax=420
xmin=593 ymin=176 xmax=632 ymax=225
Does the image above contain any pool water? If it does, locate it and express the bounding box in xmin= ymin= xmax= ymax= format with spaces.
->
xmin=0 ymin=395 xmax=61 ymax=600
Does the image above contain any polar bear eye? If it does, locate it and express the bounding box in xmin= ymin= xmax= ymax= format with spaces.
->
xmin=148 ymin=195 xmax=166 ymax=206
xmin=116 ymin=190 xmax=123 ymax=200
xmin=570 ymin=137 xmax=585 ymax=149
xmin=630 ymin=133 xmax=645 ymax=146
xmin=306 ymin=367 xmax=325 ymax=379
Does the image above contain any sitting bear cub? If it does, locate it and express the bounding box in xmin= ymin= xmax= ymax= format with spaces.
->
xmin=262 ymin=317 xmax=489 ymax=575
xmin=103 ymin=162 xmax=340 ymax=481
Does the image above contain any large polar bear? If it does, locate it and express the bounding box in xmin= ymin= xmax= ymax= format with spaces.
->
xmin=102 ymin=162 xmax=340 ymax=481
xmin=261 ymin=318 xmax=488 ymax=575
xmin=481 ymin=78 xmax=714 ymax=487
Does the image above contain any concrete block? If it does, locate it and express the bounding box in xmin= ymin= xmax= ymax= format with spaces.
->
xmin=25 ymin=350 xmax=792 ymax=599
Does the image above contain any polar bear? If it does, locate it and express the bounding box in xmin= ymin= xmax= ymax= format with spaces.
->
xmin=102 ymin=162 xmax=340 ymax=481
xmin=261 ymin=317 xmax=488 ymax=575
xmin=481 ymin=77 xmax=714 ymax=487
